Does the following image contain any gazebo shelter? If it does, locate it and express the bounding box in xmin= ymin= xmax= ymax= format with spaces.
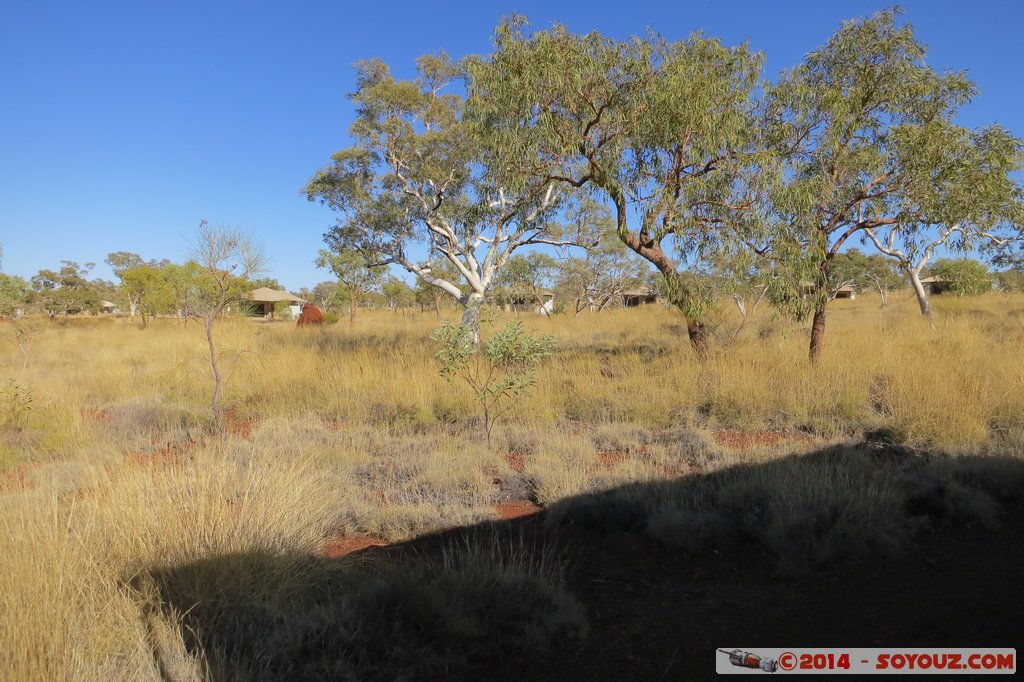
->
xmin=248 ymin=287 xmax=306 ymax=319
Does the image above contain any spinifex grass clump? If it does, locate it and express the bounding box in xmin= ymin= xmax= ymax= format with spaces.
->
xmin=434 ymin=319 xmax=555 ymax=445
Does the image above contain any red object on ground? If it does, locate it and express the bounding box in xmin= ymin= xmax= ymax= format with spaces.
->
xmin=297 ymin=303 xmax=324 ymax=326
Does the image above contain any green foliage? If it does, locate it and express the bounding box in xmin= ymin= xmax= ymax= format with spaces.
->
xmin=305 ymin=45 xmax=593 ymax=315
xmin=830 ymin=248 xmax=904 ymax=294
xmin=750 ymin=9 xmax=1022 ymax=352
xmin=0 ymin=273 xmax=31 ymax=317
xmin=434 ymin=320 xmax=555 ymax=444
xmin=310 ymin=280 xmax=343 ymax=313
xmin=120 ymin=264 xmax=176 ymax=324
xmin=381 ymin=276 xmax=416 ymax=311
xmin=249 ymin=276 xmax=284 ymax=291
xmin=314 ymin=249 xmax=383 ymax=295
xmin=104 ymin=252 xmax=146 ymax=279
xmin=30 ymin=261 xmax=99 ymax=315
xmin=274 ymin=300 xmax=296 ymax=320
xmin=929 ymin=259 xmax=992 ymax=296
xmin=315 ymin=249 xmax=383 ymax=324
xmin=994 ymin=269 xmax=1024 ymax=293
xmin=186 ymin=223 xmax=266 ymax=321
xmin=467 ymin=19 xmax=765 ymax=329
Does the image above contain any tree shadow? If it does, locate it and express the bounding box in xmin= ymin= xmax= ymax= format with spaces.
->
xmin=146 ymin=440 xmax=1024 ymax=680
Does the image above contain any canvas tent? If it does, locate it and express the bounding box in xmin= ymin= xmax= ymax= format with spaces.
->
xmin=622 ymin=287 xmax=659 ymax=307
xmin=833 ymin=285 xmax=856 ymax=299
xmin=248 ymin=288 xmax=306 ymax=319
xmin=919 ymin=276 xmax=950 ymax=295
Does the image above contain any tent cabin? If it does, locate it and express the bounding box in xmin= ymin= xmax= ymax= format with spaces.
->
xmin=99 ymin=300 xmax=118 ymax=314
xmin=248 ymin=288 xmax=306 ymax=319
xmin=919 ymin=276 xmax=950 ymax=295
xmin=622 ymin=288 xmax=659 ymax=307
xmin=832 ymin=285 xmax=856 ymax=300
xmin=501 ymin=288 xmax=555 ymax=315
xmin=798 ymin=281 xmax=856 ymax=300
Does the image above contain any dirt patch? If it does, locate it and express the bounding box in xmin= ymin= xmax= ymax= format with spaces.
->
xmin=323 ymin=533 xmax=388 ymax=558
xmin=223 ymin=408 xmax=257 ymax=438
xmin=504 ymin=451 xmax=526 ymax=473
xmin=596 ymin=450 xmax=629 ymax=469
xmin=494 ymin=500 xmax=543 ymax=520
xmin=713 ymin=429 xmax=817 ymax=451
xmin=123 ymin=442 xmax=196 ymax=469
xmin=323 ymin=419 xmax=346 ymax=432
xmin=0 ymin=466 xmax=34 ymax=492
xmin=87 ymin=409 xmax=112 ymax=423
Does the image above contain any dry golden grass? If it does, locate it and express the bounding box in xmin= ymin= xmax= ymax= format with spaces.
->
xmin=1 ymin=292 xmax=1024 ymax=678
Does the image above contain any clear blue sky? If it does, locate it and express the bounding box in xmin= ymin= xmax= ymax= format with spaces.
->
xmin=1 ymin=0 xmax=1021 ymax=290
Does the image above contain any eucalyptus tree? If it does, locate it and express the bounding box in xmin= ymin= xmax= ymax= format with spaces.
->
xmin=314 ymin=249 xmax=383 ymax=327
xmin=381 ymin=276 xmax=416 ymax=313
xmin=497 ymin=252 xmax=557 ymax=316
xmin=557 ymin=238 xmax=648 ymax=316
xmin=30 ymin=261 xmax=98 ymax=316
xmin=861 ymin=121 xmax=1023 ymax=317
xmin=0 ymin=273 xmax=30 ymax=317
xmin=305 ymin=53 xmax=588 ymax=345
xmin=928 ymin=258 xmax=993 ymax=296
xmin=105 ymin=251 xmax=146 ymax=319
xmin=755 ymin=10 xmax=1023 ymax=361
xmin=549 ymin=195 xmax=646 ymax=315
xmin=0 ymin=274 xmax=39 ymax=368
xmin=700 ymin=247 xmax=772 ymax=338
xmin=863 ymin=223 xmax=963 ymax=317
xmin=413 ymin=258 xmax=461 ymax=317
xmin=466 ymin=18 xmax=764 ymax=360
xmin=829 ymin=248 xmax=903 ymax=307
xmin=310 ymin=281 xmax=342 ymax=314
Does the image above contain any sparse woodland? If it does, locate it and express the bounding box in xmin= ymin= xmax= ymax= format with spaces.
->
xmin=2 ymin=9 xmax=1024 ymax=682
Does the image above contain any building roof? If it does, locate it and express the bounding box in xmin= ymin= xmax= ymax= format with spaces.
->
xmin=249 ymin=287 xmax=306 ymax=303
xmin=919 ymin=276 xmax=948 ymax=284
xmin=99 ymin=300 xmax=117 ymax=308
xmin=834 ymin=284 xmax=856 ymax=293
xmin=500 ymin=286 xmax=555 ymax=298
xmin=622 ymin=287 xmax=658 ymax=297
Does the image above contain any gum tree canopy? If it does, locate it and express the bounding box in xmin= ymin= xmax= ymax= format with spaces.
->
xmin=305 ymin=53 xmax=592 ymax=343
xmin=753 ymin=10 xmax=1023 ymax=361
xmin=465 ymin=18 xmax=765 ymax=361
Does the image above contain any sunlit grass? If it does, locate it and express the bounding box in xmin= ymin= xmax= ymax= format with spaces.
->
xmin=2 ymin=292 xmax=1024 ymax=678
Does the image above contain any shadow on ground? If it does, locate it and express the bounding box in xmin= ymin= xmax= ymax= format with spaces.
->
xmin=147 ymin=440 xmax=1024 ymax=681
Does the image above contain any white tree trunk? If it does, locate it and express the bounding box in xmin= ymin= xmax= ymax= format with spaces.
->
xmin=907 ymin=268 xmax=932 ymax=319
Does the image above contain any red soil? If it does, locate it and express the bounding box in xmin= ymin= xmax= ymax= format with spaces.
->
xmin=504 ymin=451 xmax=526 ymax=473
xmin=494 ymin=500 xmax=543 ymax=520
xmin=223 ymin=408 xmax=257 ymax=438
xmin=0 ymin=466 xmax=34 ymax=492
xmin=124 ymin=441 xmax=196 ymax=469
xmin=596 ymin=450 xmax=629 ymax=468
xmin=323 ymin=533 xmax=388 ymax=558
xmin=713 ymin=429 xmax=818 ymax=451
xmin=88 ymin=409 xmax=113 ymax=423
xmin=461 ymin=505 xmax=1024 ymax=682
